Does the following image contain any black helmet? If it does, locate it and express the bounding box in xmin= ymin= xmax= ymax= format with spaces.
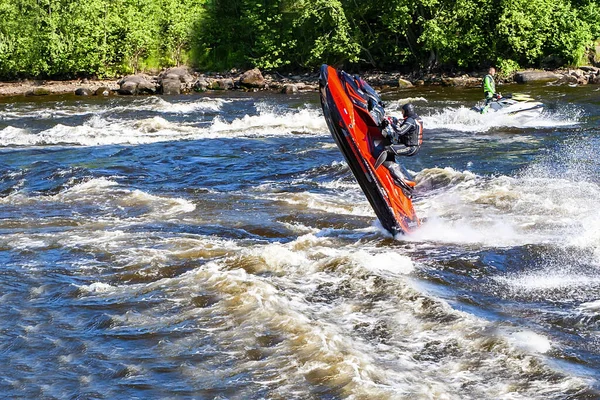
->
xmin=402 ymin=103 xmax=416 ymax=117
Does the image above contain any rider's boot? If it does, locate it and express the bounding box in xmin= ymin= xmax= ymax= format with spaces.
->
xmin=383 ymin=161 xmax=416 ymax=190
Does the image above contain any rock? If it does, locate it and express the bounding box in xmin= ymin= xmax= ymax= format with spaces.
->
xmin=75 ymin=88 xmax=92 ymax=96
xmin=161 ymin=78 xmax=181 ymax=95
xmin=118 ymin=80 xmax=137 ymax=95
xmin=158 ymin=66 xmax=195 ymax=94
xmin=26 ymin=87 xmax=51 ymax=96
xmin=579 ymin=66 xmax=599 ymax=73
xmin=514 ymin=70 xmax=561 ymax=83
xmin=415 ymin=80 xmax=425 ymax=86
xmin=398 ymin=78 xmax=414 ymax=88
xmin=193 ymin=78 xmax=210 ymax=92
xmin=590 ymin=73 xmax=600 ymax=84
xmin=282 ymin=84 xmax=297 ymax=94
xmin=137 ymin=80 xmax=158 ymax=94
xmin=117 ymin=74 xmax=158 ymax=95
xmin=95 ymin=87 xmax=110 ymax=96
xmin=556 ymin=74 xmax=578 ymax=85
xmin=207 ymin=80 xmax=221 ymax=90
xmin=441 ymin=76 xmax=480 ymax=87
xmin=216 ymin=78 xmax=234 ymax=90
xmin=239 ymin=68 xmax=265 ymax=88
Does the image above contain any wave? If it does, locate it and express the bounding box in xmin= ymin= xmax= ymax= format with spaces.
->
xmin=0 ymin=177 xmax=195 ymax=219
xmin=0 ymin=104 xmax=327 ymax=147
xmin=0 ymin=96 xmax=231 ymax=123
xmin=70 ymin=233 xmax=588 ymax=398
xmin=409 ymin=158 xmax=600 ymax=248
xmin=422 ymin=106 xmax=580 ymax=132
xmin=118 ymin=96 xmax=230 ymax=114
xmin=209 ymin=103 xmax=326 ymax=137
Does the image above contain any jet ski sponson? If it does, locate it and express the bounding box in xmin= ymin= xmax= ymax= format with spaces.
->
xmin=319 ymin=64 xmax=419 ymax=235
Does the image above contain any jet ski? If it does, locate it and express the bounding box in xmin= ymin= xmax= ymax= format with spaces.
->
xmin=472 ymin=93 xmax=544 ymax=118
xmin=319 ymin=64 xmax=420 ymax=235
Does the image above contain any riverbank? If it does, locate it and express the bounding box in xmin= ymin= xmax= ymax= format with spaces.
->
xmin=1 ymin=66 xmax=599 ymax=98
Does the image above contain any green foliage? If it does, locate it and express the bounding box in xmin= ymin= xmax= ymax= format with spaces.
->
xmin=0 ymin=0 xmax=598 ymax=78
xmin=496 ymin=0 xmax=595 ymax=66
xmin=496 ymin=58 xmax=520 ymax=77
xmin=0 ymin=0 xmax=206 ymax=79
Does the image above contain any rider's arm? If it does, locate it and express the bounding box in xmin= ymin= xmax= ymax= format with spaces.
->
xmin=388 ymin=119 xmax=415 ymax=143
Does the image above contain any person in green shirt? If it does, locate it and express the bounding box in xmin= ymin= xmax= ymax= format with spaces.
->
xmin=483 ymin=66 xmax=501 ymax=104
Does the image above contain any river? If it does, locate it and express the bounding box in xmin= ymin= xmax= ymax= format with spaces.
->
xmin=1 ymin=83 xmax=599 ymax=399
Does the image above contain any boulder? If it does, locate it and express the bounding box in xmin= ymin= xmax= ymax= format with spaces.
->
xmin=159 ymin=67 xmax=194 ymax=83
xmin=398 ymin=78 xmax=414 ymax=88
xmin=117 ymin=74 xmax=158 ymax=95
xmin=514 ymin=70 xmax=561 ymax=83
xmin=194 ymin=78 xmax=210 ymax=92
xmin=239 ymin=68 xmax=265 ymax=88
xmin=118 ymin=80 xmax=137 ymax=95
xmin=137 ymin=80 xmax=158 ymax=94
xmin=216 ymin=78 xmax=234 ymax=90
xmin=579 ymin=66 xmax=599 ymax=73
xmin=441 ymin=76 xmax=480 ymax=87
xmin=161 ymin=78 xmax=181 ymax=95
xmin=158 ymin=66 xmax=195 ymax=94
xmin=282 ymin=84 xmax=298 ymax=94
xmin=95 ymin=87 xmax=110 ymax=96
xmin=555 ymin=74 xmax=578 ymax=85
xmin=75 ymin=88 xmax=92 ymax=96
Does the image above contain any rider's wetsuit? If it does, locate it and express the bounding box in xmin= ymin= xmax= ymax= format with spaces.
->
xmin=483 ymin=74 xmax=497 ymax=104
xmin=380 ymin=104 xmax=423 ymax=189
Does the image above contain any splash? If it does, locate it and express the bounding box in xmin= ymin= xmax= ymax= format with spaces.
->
xmin=0 ymin=103 xmax=328 ymax=147
xmin=422 ymin=106 xmax=580 ymax=132
xmin=209 ymin=103 xmax=326 ymax=136
xmin=409 ymin=158 xmax=600 ymax=248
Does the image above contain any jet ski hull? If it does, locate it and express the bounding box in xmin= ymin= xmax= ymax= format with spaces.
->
xmin=474 ymin=95 xmax=545 ymax=118
xmin=319 ymin=65 xmax=419 ymax=235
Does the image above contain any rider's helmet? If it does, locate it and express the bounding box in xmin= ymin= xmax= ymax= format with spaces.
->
xmin=402 ymin=103 xmax=416 ymax=118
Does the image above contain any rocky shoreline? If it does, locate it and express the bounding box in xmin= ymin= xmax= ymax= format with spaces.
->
xmin=1 ymin=66 xmax=599 ymax=98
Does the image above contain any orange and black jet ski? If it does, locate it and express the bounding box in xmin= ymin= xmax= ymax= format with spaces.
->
xmin=319 ymin=64 xmax=420 ymax=235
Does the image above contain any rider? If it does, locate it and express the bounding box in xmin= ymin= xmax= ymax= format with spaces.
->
xmin=483 ymin=66 xmax=501 ymax=104
xmin=379 ymin=103 xmax=423 ymax=188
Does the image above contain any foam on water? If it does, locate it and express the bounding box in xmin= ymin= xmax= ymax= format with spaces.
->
xmin=410 ymin=148 xmax=600 ymax=248
xmin=0 ymin=96 xmax=230 ymax=122
xmin=67 ymin=233 xmax=589 ymax=398
xmin=0 ymin=103 xmax=327 ymax=147
xmin=0 ymin=126 xmax=34 ymax=146
xmin=209 ymin=104 xmax=326 ymax=137
xmin=0 ymin=178 xmax=196 ymax=223
xmin=423 ymin=106 xmax=580 ymax=132
xmin=507 ymin=331 xmax=552 ymax=354
xmin=133 ymin=96 xmax=230 ymax=114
